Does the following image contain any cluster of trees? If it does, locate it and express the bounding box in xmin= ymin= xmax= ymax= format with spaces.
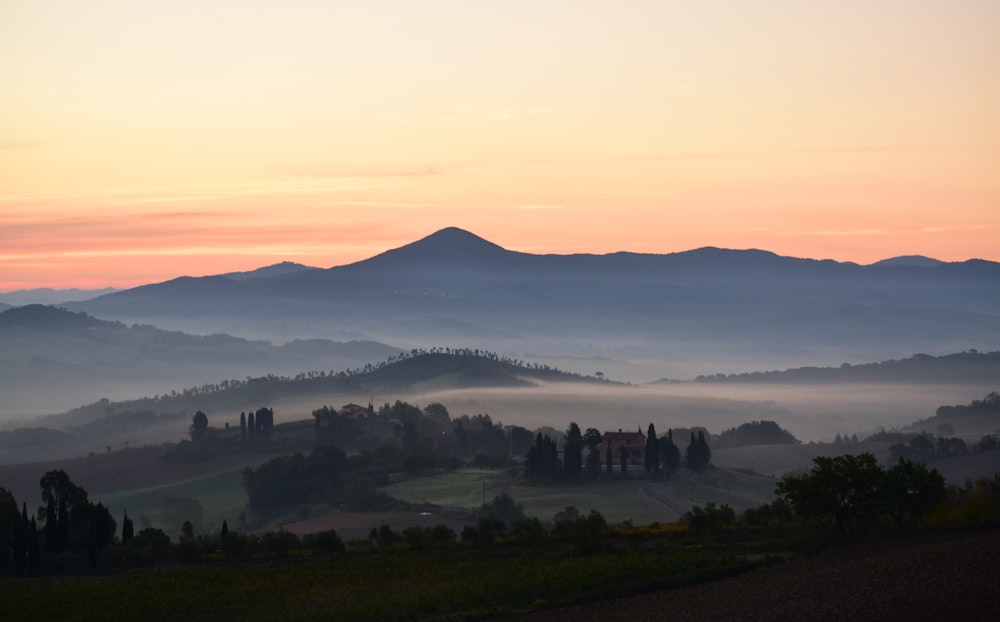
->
xmin=776 ymin=454 xmax=947 ymax=533
xmin=242 ymin=441 xmax=464 ymax=512
xmin=240 ymin=407 xmax=275 ymax=442
xmin=362 ymin=494 xmax=613 ymax=554
xmin=643 ymin=424 xmax=683 ymax=473
xmin=889 ymin=434 xmax=969 ymax=464
xmin=525 ymin=422 xmax=707 ymax=483
xmin=934 ymin=391 xmax=1000 ymax=418
xmin=713 ymin=420 xmax=799 ymax=449
xmin=684 ymin=430 xmax=712 ymax=470
xmin=314 ymin=400 xmax=528 ymax=466
xmin=0 ymin=470 xmax=118 ymax=576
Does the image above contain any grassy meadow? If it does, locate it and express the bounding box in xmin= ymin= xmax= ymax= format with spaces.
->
xmin=383 ymin=467 xmax=780 ymax=524
xmin=94 ymin=467 xmax=248 ymax=538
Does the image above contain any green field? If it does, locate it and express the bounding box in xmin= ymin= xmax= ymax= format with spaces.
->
xmin=384 ymin=467 xmax=779 ymax=524
xmin=95 ymin=468 xmax=248 ymax=538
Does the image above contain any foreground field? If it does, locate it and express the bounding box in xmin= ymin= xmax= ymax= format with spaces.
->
xmin=0 ymin=540 xmax=768 ymax=621
xmin=3 ymin=528 xmax=995 ymax=621
xmin=504 ymin=529 xmax=1000 ymax=622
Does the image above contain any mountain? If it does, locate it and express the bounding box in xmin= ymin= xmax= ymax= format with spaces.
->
xmin=221 ymin=261 xmax=319 ymax=281
xmin=0 ymin=305 xmax=402 ymax=418
xmin=0 ymin=287 xmax=120 ymax=306
xmin=65 ymin=227 xmax=1000 ymax=376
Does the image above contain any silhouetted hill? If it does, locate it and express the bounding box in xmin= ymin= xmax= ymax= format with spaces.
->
xmin=869 ymin=255 xmax=946 ymax=268
xmin=38 ymin=350 xmax=600 ymax=430
xmin=0 ymin=306 xmax=402 ymax=418
xmin=681 ymin=351 xmax=1000 ymax=385
xmin=222 ymin=261 xmax=319 ymax=281
xmin=61 ymin=227 xmax=1000 ymax=374
xmin=904 ymin=392 xmax=1000 ymax=437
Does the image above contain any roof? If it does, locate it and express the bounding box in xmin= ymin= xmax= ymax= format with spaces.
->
xmin=602 ymin=431 xmax=645 ymax=441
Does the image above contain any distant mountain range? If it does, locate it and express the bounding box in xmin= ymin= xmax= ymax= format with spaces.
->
xmin=0 ymin=287 xmax=120 ymax=306
xmin=61 ymin=227 xmax=1000 ymax=376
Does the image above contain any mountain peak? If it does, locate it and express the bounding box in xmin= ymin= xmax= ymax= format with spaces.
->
xmin=414 ymin=227 xmax=508 ymax=252
xmin=223 ymin=261 xmax=319 ymax=281
xmin=869 ymin=255 xmax=945 ymax=268
xmin=354 ymin=227 xmax=513 ymax=270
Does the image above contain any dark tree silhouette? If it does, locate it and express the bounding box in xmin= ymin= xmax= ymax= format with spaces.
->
xmin=583 ymin=427 xmax=603 ymax=479
xmin=121 ymin=509 xmax=134 ymax=544
xmin=658 ymin=429 xmax=681 ymax=472
xmin=776 ymin=453 xmax=884 ymax=534
xmin=644 ymin=423 xmax=659 ymax=473
xmin=686 ymin=431 xmax=712 ymax=470
xmin=190 ymin=410 xmax=208 ymax=441
xmin=563 ymin=422 xmax=583 ymax=481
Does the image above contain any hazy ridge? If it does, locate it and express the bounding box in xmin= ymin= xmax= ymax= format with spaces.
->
xmin=59 ymin=228 xmax=1000 ymax=376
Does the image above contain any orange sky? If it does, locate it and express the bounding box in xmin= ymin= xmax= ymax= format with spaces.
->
xmin=2 ymin=1 xmax=999 ymax=291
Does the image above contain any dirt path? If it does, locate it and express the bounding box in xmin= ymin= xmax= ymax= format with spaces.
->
xmin=641 ymin=468 xmax=694 ymax=516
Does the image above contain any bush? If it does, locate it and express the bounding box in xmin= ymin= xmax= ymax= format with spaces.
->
xmin=551 ymin=509 xmax=609 ymax=553
xmin=302 ymin=529 xmax=345 ymax=554
xmin=682 ymin=502 xmax=736 ymax=532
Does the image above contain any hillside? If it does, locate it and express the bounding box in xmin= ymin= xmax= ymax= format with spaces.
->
xmin=0 ymin=305 xmax=401 ymax=419
xmin=63 ymin=227 xmax=1000 ymax=376
xmin=33 ymin=350 xmax=601 ymax=431
xmin=681 ymin=351 xmax=1000 ymax=384
xmin=903 ymin=392 xmax=1000 ymax=438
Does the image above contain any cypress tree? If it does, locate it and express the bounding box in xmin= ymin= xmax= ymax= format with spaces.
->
xmin=122 ymin=510 xmax=134 ymax=544
xmin=564 ymin=423 xmax=583 ymax=481
xmin=644 ymin=423 xmax=659 ymax=473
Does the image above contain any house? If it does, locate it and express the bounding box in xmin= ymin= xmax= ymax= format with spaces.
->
xmin=340 ymin=403 xmax=371 ymax=418
xmin=602 ymin=428 xmax=645 ymax=464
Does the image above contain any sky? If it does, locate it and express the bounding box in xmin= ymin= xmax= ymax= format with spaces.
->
xmin=2 ymin=1 xmax=999 ymax=291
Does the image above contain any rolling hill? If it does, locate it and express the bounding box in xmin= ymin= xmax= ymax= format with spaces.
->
xmin=0 ymin=305 xmax=401 ymax=419
xmin=680 ymin=351 xmax=1000 ymax=385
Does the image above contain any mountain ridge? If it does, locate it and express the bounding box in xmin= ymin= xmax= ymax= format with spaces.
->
xmin=49 ymin=227 xmax=1000 ymax=382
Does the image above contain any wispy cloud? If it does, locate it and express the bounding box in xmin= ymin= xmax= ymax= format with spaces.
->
xmin=585 ymin=188 xmax=682 ymax=199
xmin=515 ymin=204 xmax=563 ymax=211
xmin=313 ymin=200 xmax=430 ymax=208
